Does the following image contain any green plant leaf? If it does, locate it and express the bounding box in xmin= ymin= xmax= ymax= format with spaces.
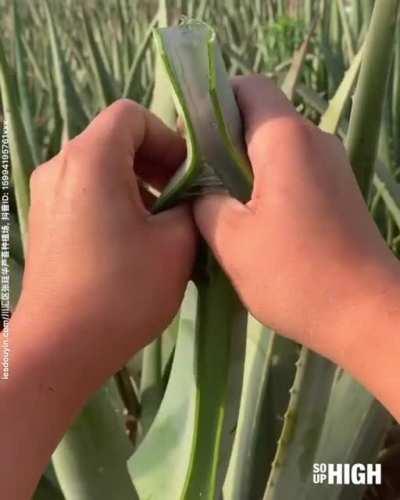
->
xmin=52 ymin=379 xmax=137 ymax=500
xmin=44 ymin=0 xmax=88 ymax=141
xmin=224 ymin=320 xmax=299 ymax=500
xmin=346 ymin=0 xmax=400 ymax=197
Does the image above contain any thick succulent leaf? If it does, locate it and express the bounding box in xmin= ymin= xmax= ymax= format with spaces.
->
xmin=346 ymin=0 xmax=400 ymax=196
xmin=129 ymin=284 xmax=198 ymax=499
xmin=0 ymin=38 xmax=33 ymax=252
xmin=123 ymin=14 xmax=158 ymax=99
xmin=263 ymin=349 xmax=337 ymax=500
xmin=306 ymin=371 xmax=390 ymax=500
xmin=33 ymin=476 xmax=65 ymax=500
xmin=281 ymin=18 xmax=317 ymax=101
xmin=131 ymin=22 xmax=250 ymax=499
xmin=148 ymin=0 xmax=176 ymax=127
xmin=13 ymin=2 xmax=40 ymax=166
xmin=319 ymin=43 xmax=364 ymax=134
xmin=139 ymin=0 xmax=175 ymax=434
xmin=52 ymin=379 xmax=137 ymax=500
xmin=184 ymin=256 xmax=247 ymax=499
xmin=81 ymin=6 xmax=117 ymax=108
xmin=44 ymin=0 xmax=88 ymax=141
xmin=224 ymin=320 xmax=299 ymax=500
xmin=152 ymin=20 xmax=252 ymax=211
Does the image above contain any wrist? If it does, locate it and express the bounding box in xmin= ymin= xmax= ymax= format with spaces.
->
xmin=8 ymin=303 xmax=98 ymax=405
xmin=321 ymin=257 xmax=400 ymax=419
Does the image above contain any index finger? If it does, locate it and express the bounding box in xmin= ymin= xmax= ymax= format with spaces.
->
xmin=72 ymin=99 xmax=185 ymax=189
xmin=232 ymin=75 xmax=304 ymax=172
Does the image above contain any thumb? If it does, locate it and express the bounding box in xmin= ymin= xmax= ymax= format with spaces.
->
xmin=193 ymin=194 xmax=251 ymax=269
xmin=149 ymin=204 xmax=197 ymax=273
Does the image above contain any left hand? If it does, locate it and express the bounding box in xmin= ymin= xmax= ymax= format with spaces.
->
xmin=14 ymin=99 xmax=196 ymax=390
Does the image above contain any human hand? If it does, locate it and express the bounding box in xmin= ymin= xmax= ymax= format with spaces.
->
xmin=194 ymin=75 xmax=400 ymax=368
xmin=15 ymin=99 xmax=196 ymax=388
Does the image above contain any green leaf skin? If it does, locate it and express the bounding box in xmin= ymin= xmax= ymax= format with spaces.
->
xmin=13 ymin=2 xmax=40 ymax=166
xmin=263 ymin=349 xmax=337 ymax=500
xmin=319 ymin=43 xmax=364 ymax=135
xmin=52 ymin=379 xmax=137 ymax=500
xmin=81 ymin=6 xmax=117 ymax=108
xmin=131 ymin=21 xmax=250 ymax=500
xmin=152 ymin=21 xmax=252 ymax=212
xmin=306 ymin=372 xmax=390 ymax=500
xmin=184 ymin=254 xmax=247 ymax=499
xmin=224 ymin=322 xmax=298 ymax=500
xmin=129 ymin=285 xmax=198 ymax=500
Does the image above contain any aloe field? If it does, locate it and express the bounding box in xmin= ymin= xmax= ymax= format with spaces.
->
xmin=1 ymin=0 xmax=400 ymax=499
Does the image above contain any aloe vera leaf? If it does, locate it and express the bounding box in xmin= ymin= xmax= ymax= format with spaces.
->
xmin=81 ymin=6 xmax=117 ymax=108
xmin=92 ymin=12 xmax=112 ymax=74
xmin=44 ymin=0 xmax=88 ymax=141
xmin=263 ymin=23 xmax=393 ymax=494
xmin=281 ymin=19 xmax=317 ymax=101
xmin=139 ymin=0 xmax=175 ymax=435
xmin=152 ymin=21 xmax=252 ymax=212
xmin=10 ymin=212 xmax=24 ymax=266
xmin=13 ymin=2 xmax=40 ymax=166
xmin=336 ymin=0 xmax=356 ymax=61
xmin=131 ymin=22 xmax=250 ymax=499
xmin=296 ymin=83 xmax=329 ymax=116
xmin=149 ymin=0 xmax=176 ymax=128
xmin=8 ymin=257 xmax=23 ymax=312
xmin=346 ymin=0 xmax=400 ymax=197
xmin=139 ymin=333 xmax=163 ymax=434
xmin=306 ymin=372 xmax=390 ymax=500
xmin=128 ymin=284 xmax=198 ymax=499
xmin=392 ymin=27 xmax=400 ymax=164
xmin=262 ymin=349 xmax=336 ymax=500
xmin=319 ymin=43 xmax=364 ymax=134
xmin=184 ymin=255 xmax=247 ymax=499
xmin=0 ymin=38 xmax=33 ymax=253
xmin=374 ymin=175 xmax=400 ymax=229
xmin=33 ymin=476 xmax=65 ymax=500
xmin=22 ymin=37 xmax=48 ymax=92
xmin=224 ymin=320 xmax=299 ymax=500
xmin=123 ymin=14 xmax=158 ymax=99
xmin=52 ymin=379 xmax=137 ymax=500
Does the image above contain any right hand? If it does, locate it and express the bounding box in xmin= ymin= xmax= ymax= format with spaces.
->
xmin=194 ymin=75 xmax=400 ymax=364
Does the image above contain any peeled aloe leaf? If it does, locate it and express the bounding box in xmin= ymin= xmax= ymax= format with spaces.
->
xmin=130 ymin=21 xmax=250 ymax=500
xmin=152 ymin=20 xmax=252 ymax=211
xmin=306 ymin=372 xmax=389 ymax=500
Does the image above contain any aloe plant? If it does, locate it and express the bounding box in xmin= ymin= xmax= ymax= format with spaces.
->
xmin=1 ymin=1 xmax=399 ymax=499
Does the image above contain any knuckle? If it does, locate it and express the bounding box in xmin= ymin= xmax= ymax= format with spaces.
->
xmin=60 ymin=137 xmax=88 ymax=169
xmin=29 ymin=167 xmax=41 ymax=194
xmin=108 ymin=98 xmax=142 ymax=124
